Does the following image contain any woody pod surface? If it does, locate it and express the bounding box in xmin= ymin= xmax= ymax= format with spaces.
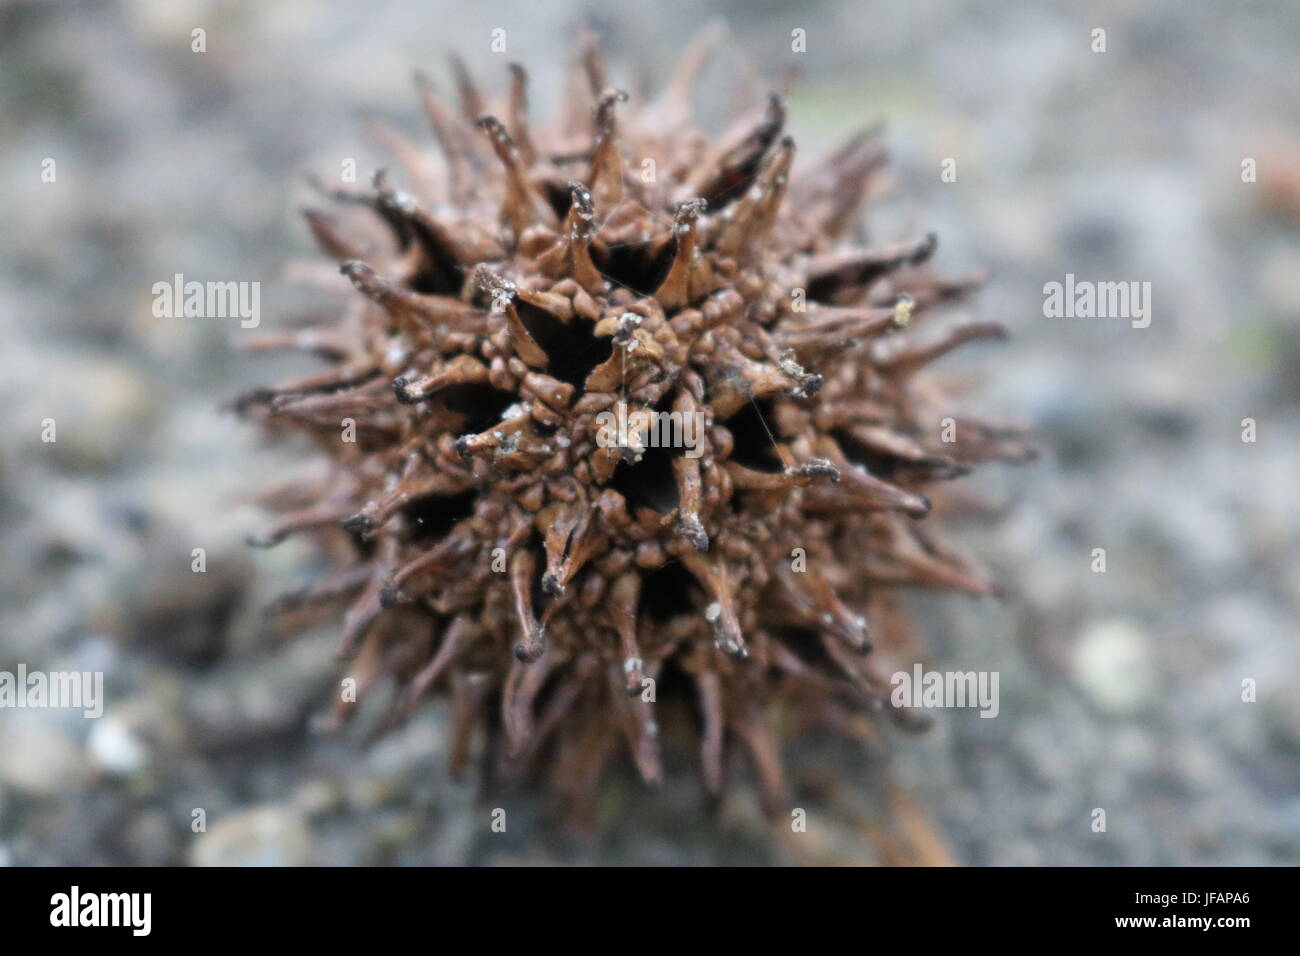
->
xmin=239 ymin=31 xmax=1031 ymax=814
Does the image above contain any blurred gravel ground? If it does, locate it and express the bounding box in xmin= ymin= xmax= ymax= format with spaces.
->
xmin=0 ymin=0 xmax=1297 ymax=865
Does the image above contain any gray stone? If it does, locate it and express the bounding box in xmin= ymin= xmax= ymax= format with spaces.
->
xmin=190 ymin=805 xmax=313 ymax=867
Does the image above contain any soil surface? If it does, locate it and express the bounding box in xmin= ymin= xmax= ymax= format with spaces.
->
xmin=1 ymin=0 xmax=1296 ymax=865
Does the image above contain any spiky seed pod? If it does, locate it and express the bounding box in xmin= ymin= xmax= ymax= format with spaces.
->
xmin=240 ymin=31 xmax=1030 ymax=813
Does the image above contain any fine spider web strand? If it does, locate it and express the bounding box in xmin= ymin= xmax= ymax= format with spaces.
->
xmin=737 ymin=295 xmax=790 ymax=469
xmin=748 ymin=393 xmax=788 ymax=468
xmin=593 ymin=263 xmax=656 ymax=301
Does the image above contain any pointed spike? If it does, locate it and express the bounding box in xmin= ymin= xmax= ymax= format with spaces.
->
xmin=235 ymin=326 xmax=356 ymax=362
xmin=725 ymin=457 xmax=840 ymax=492
xmin=514 ymin=284 xmax=575 ymax=319
xmin=727 ymin=58 xmax=763 ymax=123
xmin=336 ymin=576 xmax=386 ymax=660
xmin=414 ymin=70 xmax=475 ymax=199
xmin=246 ymin=502 xmax=358 ymax=548
xmin=232 ymin=364 xmax=378 ymax=414
xmin=654 ymin=198 xmax=709 ymax=310
xmin=540 ymin=504 xmax=599 ymax=597
xmin=264 ymin=562 xmax=374 ymax=617
xmin=838 ymin=423 xmax=972 ymax=481
xmin=537 ymin=502 xmax=581 ymax=597
xmin=447 ymin=668 xmax=490 ymax=777
xmin=806 ymin=233 xmax=938 ymax=299
xmin=691 ymin=666 xmax=725 ymax=794
xmin=506 ymin=62 xmax=538 ymax=167
xmin=448 ymin=52 xmax=486 ymax=123
xmin=385 ymin=530 xmax=475 ymax=606
xmin=732 ymin=706 xmax=786 ymax=817
xmin=676 ymin=509 xmax=709 ymax=553
xmin=790 ymin=123 xmax=886 ymax=243
xmin=815 ymin=436 xmax=932 ymax=515
xmin=344 ymin=475 xmax=471 ymax=542
xmin=888 ymin=269 xmax=987 ymax=308
xmin=559 ymin=24 xmax=605 ymax=134
xmin=579 ymin=27 xmax=608 ymax=97
xmin=702 ymin=348 xmax=804 ymax=420
xmin=453 ymin=410 xmax=533 ymax=463
xmin=341 ymin=261 xmax=484 ymax=338
xmin=402 ymin=618 xmax=474 ymax=717
xmin=803 ymin=568 xmax=872 ymax=653
xmin=567 ymin=537 xmax=607 ymax=598
xmin=945 ymin=419 xmax=1037 ymax=465
xmin=587 ymin=89 xmax=629 ymax=206
xmin=820 ymin=133 xmax=889 ymax=240
xmin=372 ymin=170 xmax=505 ymax=268
xmin=687 ymin=93 xmax=786 ymax=209
xmin=367 ymin=169 xmax=416 ymax=249
xmin=392 ymin=354 xmax=490 ymax=404
xmin=509 ymin=550 xmax=546 ymax=662
xmin=305 ymin=171 xmax=374 ymax=207
xmin=511 ymin=655 xmax=591 ymax=765
xmin=672 ymin=448 xmax=709 ymax=552
xmin=267 ymin=383 xmax=392 ymax=421
xmin=536 ymin=182 xmax=605 ymax=295
xmin=475 ymin=265 xmax=551 ymax=368
xmin=477 ymin=115 xmax=556 ymax=234
xmin=608 ymin=572 xmax=646 ymax=696
xmin=301 ymin=208 xmax=365 ymax=261
xmin=713 ymin=135 xmax=795 ymax=263
xmin=682 ymin=553 xmax=748 ymax=659
xmin=774 ymin=310 xmax=897 ymax=357
xmin=502 ymin=648 xmax=557 ymax=754
xmin=362 ymin=113 xmax=435 ymax=200
xmin=647 ymin=20 xmax=725 ymax=129
xmin=611 ymin=667 xmax=662 ymax=785
xmin=399 ymin=193 xmax=506 ymax=273
xmin=873 ymin=320 xmax=1008 ymax=377
xmin=869 ymin=527 xmax=999 ymax=597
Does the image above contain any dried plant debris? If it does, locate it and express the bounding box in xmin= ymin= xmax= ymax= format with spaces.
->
xmin=239 ymin=31 xmax=1031 ymax=814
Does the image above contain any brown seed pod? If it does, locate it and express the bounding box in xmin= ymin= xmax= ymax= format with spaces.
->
xmin=240 ymin=32 xmax=1030 ymax=814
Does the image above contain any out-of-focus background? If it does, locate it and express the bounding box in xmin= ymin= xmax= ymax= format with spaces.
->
xmin=1 ymin=0 xmax=1297 ymax=865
